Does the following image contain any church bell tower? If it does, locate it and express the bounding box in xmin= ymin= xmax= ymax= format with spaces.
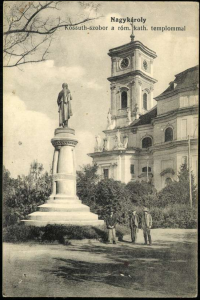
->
xmin=107 ymin=29 xmax=157 ymax=128
xmin=88 ymin=30 xmax=158 ymax=183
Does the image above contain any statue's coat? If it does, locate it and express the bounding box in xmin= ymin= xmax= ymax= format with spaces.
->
xmin=57 ymin=89 xmax=72 ymax=126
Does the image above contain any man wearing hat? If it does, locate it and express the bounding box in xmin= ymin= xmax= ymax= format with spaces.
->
xmin=142 ymin=207 xmax=152 ymax=245
xmin=106 ymin=209 xmax=117 ymax=244
xmin=130 ymin=210 xmax=139 ymax=243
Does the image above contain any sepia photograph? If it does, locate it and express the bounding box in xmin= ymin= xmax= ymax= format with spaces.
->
xmin=3 ymin=1 xmax=198 ymax=297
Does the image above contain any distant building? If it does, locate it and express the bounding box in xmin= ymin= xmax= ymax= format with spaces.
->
xmin=88 ymin=35 xmax=198 ymax=191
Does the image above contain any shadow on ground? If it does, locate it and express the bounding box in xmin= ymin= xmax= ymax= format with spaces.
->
xmin=43 ymin=235 xmax=197 ymax=297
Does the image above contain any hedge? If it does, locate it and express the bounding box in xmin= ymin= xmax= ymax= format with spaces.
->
xmin=149 ymin=205 xmax=197 ymax=229
xmin=3 ymin=223 xmax=130 ymax=244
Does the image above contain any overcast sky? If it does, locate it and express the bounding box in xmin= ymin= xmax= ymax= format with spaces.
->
xmin=4 ymin=1 xmax=199 ymax=178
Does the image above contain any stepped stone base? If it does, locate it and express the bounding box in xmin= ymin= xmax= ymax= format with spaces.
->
xmin=22 ymin=196 xmax=104 ymax=227
xmin=22 ymin=127 xmax=104 ymax=227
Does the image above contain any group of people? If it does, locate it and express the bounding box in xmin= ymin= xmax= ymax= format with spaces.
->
xmin=106 ymin=207 xmax=152 ymax=245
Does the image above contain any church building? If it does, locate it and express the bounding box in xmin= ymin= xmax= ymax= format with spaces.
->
xmin=88 ymin=32 xmax=198 ymax=191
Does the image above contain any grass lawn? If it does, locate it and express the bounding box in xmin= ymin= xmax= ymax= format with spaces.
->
xmin=3 ymin=228 xmax=197 ymax=298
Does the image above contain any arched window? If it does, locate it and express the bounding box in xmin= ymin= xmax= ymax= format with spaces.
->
xmin=121 ymin=91 xmax=127 ymax=108
xmin=143 ymin=93 xmax=147 ymax=110
xmin=142 ymin=166 xmax=151 ymax=172
xmin=142 ymin=137 xmax=152 ymax=148
xmin=165 ymin=127 xmax=173 ymax=142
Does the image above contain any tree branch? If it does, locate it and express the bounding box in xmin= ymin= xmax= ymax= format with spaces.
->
xmin=11 ymin=5 xmax=31 ymax=25
xmin=3 ymin=1 xmax=101 ymax=67
xmin=4 ymin=32 xmax=30 ymax=51
xmin=23 ymin=1 xmax=55 ymax=31
xmin=4 ymin=59 xmax=48 ymax=68
xmin=4 ymin=17 xmax=100 ymax=35
xmin=3 ymin=36 xmax=51 ymax=67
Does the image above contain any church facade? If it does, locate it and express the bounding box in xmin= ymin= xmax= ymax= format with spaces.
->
xmin=88 ymin=36 xmax=198 ymax=191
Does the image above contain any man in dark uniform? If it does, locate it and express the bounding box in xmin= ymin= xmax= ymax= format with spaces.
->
xmin=130 ymin=210 xmax=139 ymax=243
xmin=106 ymin=209 xmax=117 ymax=244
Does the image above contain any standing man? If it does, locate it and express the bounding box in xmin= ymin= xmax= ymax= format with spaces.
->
xmin=106 ymin=209 xmax=117 ymax=244
xmin=57 ymin=83 xmax=72 ymax=127
xmin=142 ymin=207 xmax=152 ymax=245
xmin=130 ymin=210 xmax=139 ymax=243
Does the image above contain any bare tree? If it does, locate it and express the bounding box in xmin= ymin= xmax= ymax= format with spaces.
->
xmin=3 ymin=1 xmax=101 ymax=68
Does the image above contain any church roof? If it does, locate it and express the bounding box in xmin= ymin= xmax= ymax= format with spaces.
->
xmin=130 ymin=106 xmax=157 ymax=127
xmin=155 ymin=65 xmax=199 ymax=101
xmin=108 ymin=40 xmax=157 ymax=59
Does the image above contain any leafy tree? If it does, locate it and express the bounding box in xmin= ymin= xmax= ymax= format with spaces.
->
xmin=3 ymin=1 xmax=101 ymax=67
xmin=30 ymin=160 xmax=44 ymax=181
xmin=3 ymin=162 xmax=52 ymax=227
xmin=94 ymin=179 xmax=133 ymax=225
xmin=3 ymin=166 xmax=19 ymax=226
xmin=77 ymin=165 xmax=133 ymax=225
xmin=125 ymin=180 xmax=158 ymax=207
xmin=3 ymin=166 xmax=16 ymax=201
xmin=158 ymin=163 xmax=197 ymax=208
xmin=76 ymin=164 xmax=99 ymax=210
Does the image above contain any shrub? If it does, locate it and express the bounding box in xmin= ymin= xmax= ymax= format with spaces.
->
xmin=3 ymin=224 xmax=109 ymax=243
xmin=149 ymin=207 xmax=165 ymax=228
xmin=42 ymin=224 xmax=130 ymax=242
xmin=40 ymin=224 xmax=107 ymax=242
xmin=164 ymin=205 xmax=197 ymax=229
xmin=3 ymin=224 xmax=33 ymax=242
xmin=115 ymin=224 xmax=130 ymax=241
xmin=148 ymin=205 xmax=197 ymax=229
xmin=3 ymin=223 xmax=131 ymax=243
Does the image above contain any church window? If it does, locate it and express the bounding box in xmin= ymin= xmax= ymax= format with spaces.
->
xmin=103 ymin=169 xmax=109 ymax=179
xmin=121 ymin=91 xmax=127 ymax=108
xmin=165 ymin=177 xmax=172 ymax=186
xmin=142 ymin=166 xmax=151 ymax=172
xmin=165 ymin=127 xmax=173 ymax=142
xmin=130 ymin=164 xmax=134 ymax=174
xmin=143 ymin=93 xmax=147 ymax=110
xmin=142 ymin=137 xmax=152 ymax=148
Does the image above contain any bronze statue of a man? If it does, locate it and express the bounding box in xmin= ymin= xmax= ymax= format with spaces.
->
xmin=57 ymin=83 xmax=72 ymax=127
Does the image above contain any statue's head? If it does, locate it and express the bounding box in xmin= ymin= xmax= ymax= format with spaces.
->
xmin=62 ymin=83 xmax=68 ymax=88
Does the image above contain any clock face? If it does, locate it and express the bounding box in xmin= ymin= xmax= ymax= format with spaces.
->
xmin=143 ymin=60 xmax=148 ymax=70
xmin=120 ymin=58 xmax=129 ymax=69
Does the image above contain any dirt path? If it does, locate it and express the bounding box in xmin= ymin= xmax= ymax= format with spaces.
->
xmin=3 ymin=229 xmax=197 ymax=297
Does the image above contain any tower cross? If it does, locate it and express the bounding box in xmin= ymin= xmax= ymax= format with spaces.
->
xmin=130 ymin=22 xmax=135 ymax=42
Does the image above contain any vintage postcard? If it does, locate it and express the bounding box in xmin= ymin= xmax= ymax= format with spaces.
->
xmin=3 ymin=1 xmax=198 ymax=297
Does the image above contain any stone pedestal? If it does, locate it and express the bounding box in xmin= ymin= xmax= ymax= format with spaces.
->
xmin=22 ymin=127 xmax=104 ymax=226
